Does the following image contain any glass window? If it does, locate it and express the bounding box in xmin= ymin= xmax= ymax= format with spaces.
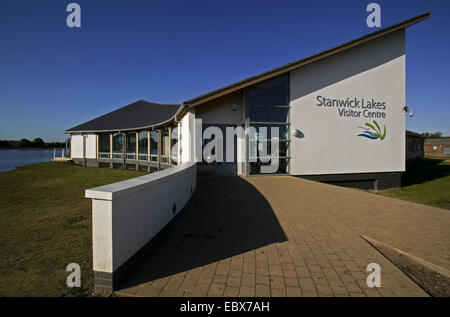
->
xmin=248 ymin=140 xmax=289 ymax=159
xmin=150 ymin=131 xmax=158 ymax=155
xmin=249 ymin=124 xmax=289 ymax=140
xmin=112 ymin=134 xmax=123 ymax=153
xmin=253 ymin=74 xmax=289 ymax=90
xmin=126 ymin=133 xmax=136 ymax=153
xmin=247 ymin=89 xmax=288 ymax=106
xmin=138 ymin=132 xmax=148 ymax=154
xmin=98 ymin=133 xmax=110 ymax=153
xmin=247 ymin=74 xmax=290 ymax=175
xmin=249 ymin=106 xmax=289 ymax=122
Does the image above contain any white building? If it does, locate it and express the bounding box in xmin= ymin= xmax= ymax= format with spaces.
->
xmin=66 ymin=13 xmax=429 ymax=190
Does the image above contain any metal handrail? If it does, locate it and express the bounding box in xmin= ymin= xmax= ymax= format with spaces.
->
xmin=138 ymin=154 xmax=148 ymax=161
xmin=112 ymin=153 xmax=123 ymax=159
xmin=126 ymin=153 xmax=136 ymax=160
xmin=98 ymin=152 xmax=110 ymax=159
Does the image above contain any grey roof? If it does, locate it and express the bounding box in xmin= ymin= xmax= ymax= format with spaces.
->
xmin=406 ymin=130 xmax=426 ymax=138
xmin=425 ymin=138 xmax=450 ymax=145
xmin=65 ymin=100 xmax=181 ymax=133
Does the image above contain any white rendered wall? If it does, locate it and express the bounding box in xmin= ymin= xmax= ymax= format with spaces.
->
xmin=85 ymin=134 xmax=97 ymax=159
xmin=70 ymin=134 xmax=96 ymax=159
xmin=70 ymin=135 xmax=83 ymax=159
xmin=195 ymin=91 xmax=244 ymax=125
xmin=86 ymin=162 xmax=197 ymax=273
xmin=195 ymin=91 xmax=245 ymax=174
xmin=289 ymin=30 xmax=406 ymax=175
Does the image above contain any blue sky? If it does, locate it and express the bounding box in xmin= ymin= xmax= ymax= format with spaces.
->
xmin=0 ymin=0 xmax=448 ymax=141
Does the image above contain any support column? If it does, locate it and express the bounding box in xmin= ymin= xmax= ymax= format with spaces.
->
xmin=244 ymin=119 xmax=249 ymax=176
xmin=82 ymin=134 xmax=87 ymax=167
xmin=147 ymin=131 xmax=151 ymax=162
xmin=109 ymin=133 xmax=113 ymax=168
xmin=168 ymin=127 xmax=172 ymax=165
xmin=123 ymin=133 xmax=126 ymax=169
xmin=96 ymin=134 xmax=99 ymax=159
xmin=157 ymin=129 xmax=162 ymax=171
xmin=177 ymin=124 xmax=181 ymax=165
xmin=147 ymin=131 xmax=151 ymax=173
xmin=135 ymin=132 xmax=139 ymax=170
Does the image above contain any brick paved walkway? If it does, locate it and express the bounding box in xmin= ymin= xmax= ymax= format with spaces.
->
xmin=116 ymin=176 xmax=450 ymax=297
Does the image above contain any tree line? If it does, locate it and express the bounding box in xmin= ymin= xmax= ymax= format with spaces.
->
xmin=421 ymin=132 xmax=445 ymax=138
xmin=0 ymin=138 xmax=66 ymax=149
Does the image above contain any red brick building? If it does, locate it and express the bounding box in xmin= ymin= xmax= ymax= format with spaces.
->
xmin=425 ymin=138 xmax=450 ymax=156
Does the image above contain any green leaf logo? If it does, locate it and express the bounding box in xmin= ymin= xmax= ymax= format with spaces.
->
xmin=357 ymin=120 xmax=386 ymax=140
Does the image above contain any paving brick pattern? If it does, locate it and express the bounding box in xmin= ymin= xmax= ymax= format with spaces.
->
xmin=115 ymin=176 xmax=449 ymax=297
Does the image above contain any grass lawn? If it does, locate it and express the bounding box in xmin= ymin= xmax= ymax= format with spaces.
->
xmin=0 ymin=162 xmax=145 ymax=296
xmin=374 ymin=157 xmax=450 ymax=210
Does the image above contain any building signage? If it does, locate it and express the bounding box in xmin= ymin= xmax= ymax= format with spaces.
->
xmin=357 ymin=120 xmax=386 ymax=140
xmin=316 ymin=96 xmax=388 ymax=141
xmin=316 ymin=96 xmax=387 ymax=119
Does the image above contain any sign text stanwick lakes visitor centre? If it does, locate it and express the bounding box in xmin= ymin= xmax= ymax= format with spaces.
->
xmin=316 ymin=96 xmax=387 ymax=119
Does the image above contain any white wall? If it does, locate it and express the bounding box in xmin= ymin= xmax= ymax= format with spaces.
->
xmin=70 ymin=134 xmax=97 ymax=159
xmin=289 ymin=30 xmax=406 ymax=175
xmin=86 ymin=134 xmax=96 ymax=159
xmin=195 ymin=91 xmax=244 ymax=125
xmin=70 ymin=135 xmax=83 ymax=159
xmin=86 ymin=162 xmax=197 ymax=273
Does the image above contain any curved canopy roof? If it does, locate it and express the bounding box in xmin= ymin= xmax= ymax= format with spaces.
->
xmin=65 ymin=100 xmax=181 ymax=133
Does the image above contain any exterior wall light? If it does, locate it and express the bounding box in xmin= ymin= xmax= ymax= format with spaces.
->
xmin=292 ymin=129 xmax=302 ymax=138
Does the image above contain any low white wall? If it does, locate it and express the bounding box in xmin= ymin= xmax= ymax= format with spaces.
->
xmin=86 ymin=162 xmax=197 ymax=273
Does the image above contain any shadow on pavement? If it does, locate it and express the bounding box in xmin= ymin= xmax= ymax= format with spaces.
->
xmin=118 ymin=175 xmax=287 ymax=290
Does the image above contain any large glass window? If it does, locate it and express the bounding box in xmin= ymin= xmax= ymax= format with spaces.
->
xmin=112 ymin=133 xmax=123 ymax=159
xmin=171 ymin=127 xmax=179 ymax=165
xmin=247 ymin=90 xmax=288 ymax=106
xmin=150 ymin=131 xmax=158 ymax=162
xmin=98 ymin=133 xmax=110 ymax=158
xmin=252 ymin=74 xmax=289 ymax=90
xmin=247 ymin=74 xmax=290 ymax=175
xmin=138 ymin=131 xmax=148 ymax=160
xmin=249 ymin=124 xmax=289 ymax=140
xmin=126 ymin=133 xmax=136 ymax=160
xmin=249 ymin=106 xmax=289 ymax=123
xmin=161 ymin=128 xmax=169 ymax=163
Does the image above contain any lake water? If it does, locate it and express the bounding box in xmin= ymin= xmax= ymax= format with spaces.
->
xmin=0 ymin=149 xmax=55 ymax=172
